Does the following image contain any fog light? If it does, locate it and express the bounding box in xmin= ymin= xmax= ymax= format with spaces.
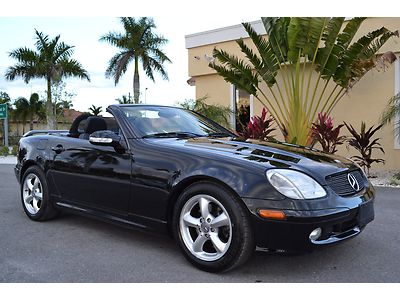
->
xmin=309 ymin=228 xmax=322 ymax=241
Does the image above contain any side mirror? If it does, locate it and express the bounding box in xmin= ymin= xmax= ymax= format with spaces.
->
xmin=89 ymin=130 xmax=123 ymax=149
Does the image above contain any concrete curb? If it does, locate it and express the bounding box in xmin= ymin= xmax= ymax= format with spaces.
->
xmin=0 ymin=156 xmax=17 ymax=165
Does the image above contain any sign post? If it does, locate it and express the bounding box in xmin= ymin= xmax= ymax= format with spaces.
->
xmin=0 ymin=103 xmax=8 ymax=148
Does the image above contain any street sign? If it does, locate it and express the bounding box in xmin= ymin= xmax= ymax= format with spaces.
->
xmin=0 ymin=103 xmax=7 ymax=119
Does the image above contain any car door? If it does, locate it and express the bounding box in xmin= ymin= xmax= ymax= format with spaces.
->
xmin=49 ymin=125 xmax=131 ymax=217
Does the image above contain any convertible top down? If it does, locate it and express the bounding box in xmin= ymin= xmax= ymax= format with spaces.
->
xmin=15 ymin=104 xmax=375 ymax=272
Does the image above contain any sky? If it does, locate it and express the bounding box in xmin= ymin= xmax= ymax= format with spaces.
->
xmin=0 ymin=15 xmax=257 ymax=113
xmin=0 ymin=0 xmax=397 ymax=115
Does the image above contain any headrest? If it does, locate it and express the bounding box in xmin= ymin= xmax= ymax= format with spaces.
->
xmin=85 ymin=116 xmax=107 ymax=134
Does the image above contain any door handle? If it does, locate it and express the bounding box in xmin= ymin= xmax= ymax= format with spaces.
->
xmin=51 ymin=145 xmax=65 ymax=154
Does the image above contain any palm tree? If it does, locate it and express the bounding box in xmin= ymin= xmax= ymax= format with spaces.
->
xmin=100 ymin=17 xmax=171 ymax=103
xmin=13 ymin=97 xmax=30 ymax=134
xmin=381 ymin=93 xmax=400 ymax=138
xmin=26 ymin=93 xmax=45 ymax=131
xmin=5 ymin=30 xmax=90 ymax=129
xmin=210 ymin=17 xmax=399 ymax=146
xmin=116 ymin=93 xmax=133 ymax=104
xmin=89 ymin=105 xmax=102 ymax=116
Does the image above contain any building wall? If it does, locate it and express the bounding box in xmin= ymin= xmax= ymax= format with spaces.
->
xmin=187 ymin=17 xmax=400 ymax=171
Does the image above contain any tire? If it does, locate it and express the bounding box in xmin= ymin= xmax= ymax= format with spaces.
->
xmin=172 ymin=181 xmax=255 ymax=272
xmin=20 ymin=165 xmax=59 ymax=221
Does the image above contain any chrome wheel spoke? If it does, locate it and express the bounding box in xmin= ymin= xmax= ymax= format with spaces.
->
xmin=35 ymin=192 xmax=43 ymax=201
xmin=26 ymin=179 xmax=34 ymax=191
xmin=24 ymin=195 xmax=33 ymax=205
xmin=183 ymin=213 xmax=200 ymax=227
xmin=210 ymin=233 xmax=227 ymax=253
xmin=33 ymin=178 xmax=39 ymax=190
xmin=32 ymin=198 xmax=40 ymax=212
xmin=211 ymin=212 xmax=229 ymax=228
xmin=199 ymin=197 xmax=210 ymax=219
xmin=192 ymin=234 xmax=208 ymax=253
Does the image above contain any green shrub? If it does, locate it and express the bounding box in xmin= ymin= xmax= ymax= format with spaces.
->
xmin=11 ymin=145 xmax=18 ymax=156
xmin=388 ymin=177 xmax=399 ymax=186
xmin=0 ymin=146 xmax=9 ymax=156
xmin=393 ymin=172 xmax=400 ymax=181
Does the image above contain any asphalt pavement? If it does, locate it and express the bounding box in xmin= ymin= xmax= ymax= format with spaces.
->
xmin=0 ymin=164 xmax=399 ymax=282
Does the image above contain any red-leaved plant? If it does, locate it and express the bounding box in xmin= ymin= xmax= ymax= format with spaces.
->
xmin=344 ymin=122 xmax=385 ymax=176
xmin=311 ymin=112 xmax=346 ymax=154
xmin=241 ymin=108 xmax=275 ymax=141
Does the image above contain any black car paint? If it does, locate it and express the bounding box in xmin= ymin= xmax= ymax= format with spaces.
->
xmin=15 ymin=104 xmax=375 ymax=250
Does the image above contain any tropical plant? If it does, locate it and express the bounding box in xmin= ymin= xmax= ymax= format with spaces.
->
xmin=0 ymin=91 xmax=11 ymax=145
xmin=344 ymin=122 xmax=385 ymax=176
xmin=179 ymin=96 xmax=232 ymax=128
xmin=89 ymin=105 xmax=102 ymax=116
xmin=100 ymin=17 xmax=171 ymax=103
xmin=210 ymin=17 xmax=399 ymax=146
xmin=0 ymin=145 xmax=9 ymax=156
xmin=240 ymin=108 xmax=275 ymax=141
xmin=5 ymin=30 xmax=90 ymax=129
xmin=27 ymin=93 xmax=45 ymax=131
xmin=13 ymin=97 xmax=30 ymax=134
xmin=116 ymin=93 xmax=134 ymax=104
xmin=380 ymin=92 xmax=400 ymax=138
xmin=0 ymin=91 xmax=11 ymax=104
xmin=311 ymin=112 xmax=346 ymax=154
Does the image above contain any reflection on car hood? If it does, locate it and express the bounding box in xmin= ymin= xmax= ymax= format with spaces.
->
xmin=146 ymin=137 xmax=356 ymax=182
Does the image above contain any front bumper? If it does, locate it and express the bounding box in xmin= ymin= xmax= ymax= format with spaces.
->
xmin=243 ymin=186 xmax=375 ymax=251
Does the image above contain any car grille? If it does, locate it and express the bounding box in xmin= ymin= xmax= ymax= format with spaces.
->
xmin=325 ymin=170 xmax=367 ymax=197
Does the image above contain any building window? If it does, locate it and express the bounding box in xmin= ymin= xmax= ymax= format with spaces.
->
xmin=230 ymin=85 xmax=253 ymax=132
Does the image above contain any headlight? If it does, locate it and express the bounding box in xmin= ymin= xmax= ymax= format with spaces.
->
xmin=266 ymin=169 xmax=326 ymax=199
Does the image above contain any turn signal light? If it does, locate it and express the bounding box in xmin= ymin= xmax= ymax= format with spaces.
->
xmin=258 ymin=209 xmax=286 ymax=220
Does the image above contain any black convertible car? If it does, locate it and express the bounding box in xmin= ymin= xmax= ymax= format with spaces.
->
xmin=15 ymin=104 xmax=375 ymax=272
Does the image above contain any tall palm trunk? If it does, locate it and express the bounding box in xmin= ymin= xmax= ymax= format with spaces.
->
xmin=46 ymin=78 xmax=56 ymax=130
xmin=133 ymin=57 xmax=140 ymax=103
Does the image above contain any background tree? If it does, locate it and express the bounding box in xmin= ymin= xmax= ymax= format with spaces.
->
xmin=180 ymin=96 xmax=233 ymax=128
xmin=210 ymin=17 xmax=398 ymax=146
xmin=100 ymin=17 xmax=171 ymax=103
xmin=5 ymin=30 xmax=90 ymax=129
xmin=0 ymin=92 xmax=11 ymax=145
xmin=89 ymin=105 xmax=102 ymax=116
xmin=26 ymin=93 xmax=45 ymax=131
xmin=116 ymin=93 xmax=134 ymax=104
xmin=50 ymin=81 xmax=76 ymax=125
xmin=13 ymin=97 xmax=30 ymax=134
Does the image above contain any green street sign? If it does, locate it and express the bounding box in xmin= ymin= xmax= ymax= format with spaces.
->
xmin=0 ymin=103 xmax=7 ymax=119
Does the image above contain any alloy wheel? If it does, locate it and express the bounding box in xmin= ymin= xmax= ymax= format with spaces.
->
xmin=179 ymin=194 xmax=232 ymax=261
xmin=22 ymin=173 xmax=43 ymax=215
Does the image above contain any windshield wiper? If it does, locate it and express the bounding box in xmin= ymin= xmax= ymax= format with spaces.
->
xmin=142 ymin=132 xmax=203 ymax=139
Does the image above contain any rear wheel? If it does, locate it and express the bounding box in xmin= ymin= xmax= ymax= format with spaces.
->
xmin=173 ymin=182 xmax=255 ymax=272
xmin=21 ymin=166 xmax=58 ymax=221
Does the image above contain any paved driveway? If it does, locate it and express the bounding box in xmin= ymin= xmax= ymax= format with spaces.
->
xmin=0 ymin=164 xmax=399 ymax=282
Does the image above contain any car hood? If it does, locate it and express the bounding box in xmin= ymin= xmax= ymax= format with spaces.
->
xmin=146 ymin=137 xmax=356 ymax=184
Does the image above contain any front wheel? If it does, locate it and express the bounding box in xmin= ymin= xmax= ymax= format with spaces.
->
xmin=173 ymin=182 xmax=255 ymax=272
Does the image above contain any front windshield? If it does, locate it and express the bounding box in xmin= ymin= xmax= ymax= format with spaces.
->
xmin=119 ymin=106 xmax=234 ymax=138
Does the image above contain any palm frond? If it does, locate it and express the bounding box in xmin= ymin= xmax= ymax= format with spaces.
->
xmin=58 ymin=58 xmax=90 ymax=81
